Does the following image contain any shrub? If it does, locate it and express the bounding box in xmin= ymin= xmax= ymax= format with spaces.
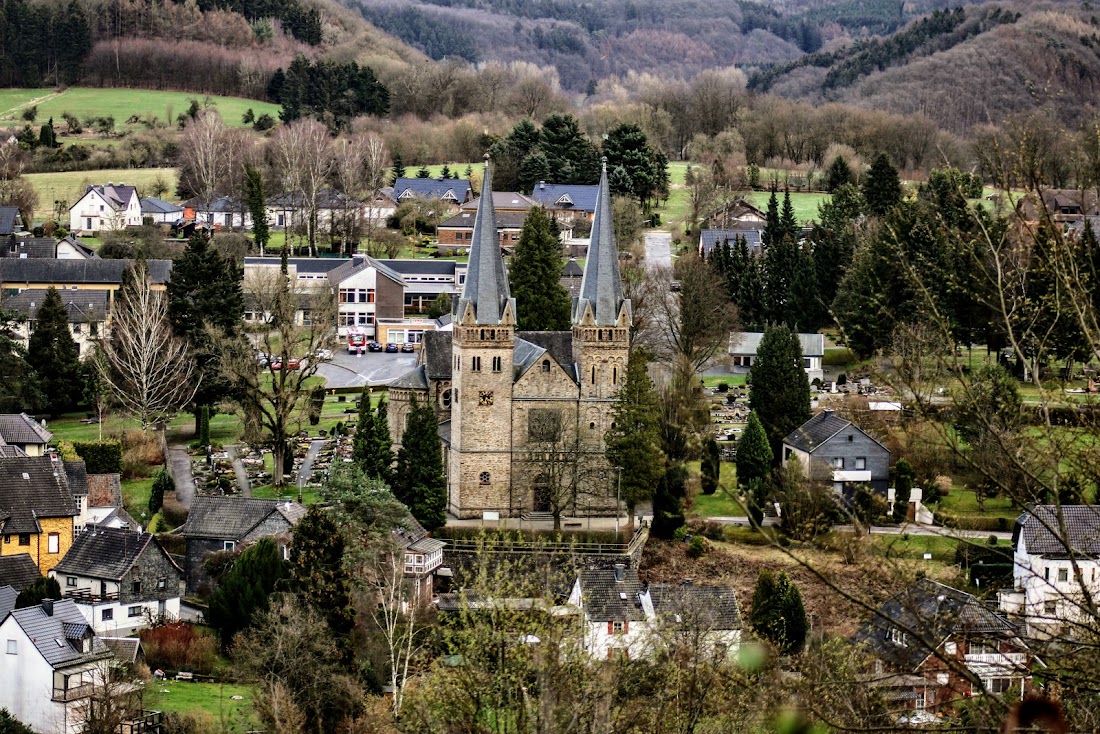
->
xmin=716 ymin=382 xmax=729 ymax=393
xmin=687 ymin=535 xmax=708 ymax=558
xmin=121 ymin=430 xmax=165 ymax=479
xmin=72 ymin=439 xmax=124 ymax=474
xmin=686 ymin=518 xmax=726 ymax=541
xmin=162 ymin=712 xmax=217 ymax=734
xmin=140 ymin=622 xmax=218 ymax=674
xmin=150 ymin=467 xmax=174 ymax=514
xmin=938 ymin=513 xmax=1010 ymax=532
xmin=21 ymin=105 xmax=36 ymax=121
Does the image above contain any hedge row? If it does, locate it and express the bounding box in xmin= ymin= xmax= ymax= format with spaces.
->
xmin=72 ymin=440 xmax=124 ymax=474
xmin=936 ymin=512 xmax=1013 ymax=532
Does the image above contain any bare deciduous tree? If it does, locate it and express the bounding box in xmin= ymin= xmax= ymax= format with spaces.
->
xmin=218 ymin=266 xmax=337 ymax=485
xmin=649 ymin=254 xmax=739 ymax=371
xmin=178 ymin=110 xmax=227 ymax=207
xmin=99 ymin=262 xmax=199 ymax=429
xmin=269 ymin=119 xmax=334 ymax=256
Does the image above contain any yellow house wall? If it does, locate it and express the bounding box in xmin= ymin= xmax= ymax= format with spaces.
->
xmin=1 ymin=516 xmax=74 ymax=574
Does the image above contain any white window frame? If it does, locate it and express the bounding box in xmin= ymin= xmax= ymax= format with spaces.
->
xmin=5 ymin=639 xmax=15 ymax=655
xmin=48 ymin=533 xmax=60 ymax=554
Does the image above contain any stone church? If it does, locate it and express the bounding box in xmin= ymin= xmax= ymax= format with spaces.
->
xmin=388 ymin=162 xmax=632 ymax=519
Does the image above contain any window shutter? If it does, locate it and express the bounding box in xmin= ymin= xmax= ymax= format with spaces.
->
xmin=607 ymin=621 xmax=613 ymax=635
xmin=624 ymin=620 xmax=629 ymax=634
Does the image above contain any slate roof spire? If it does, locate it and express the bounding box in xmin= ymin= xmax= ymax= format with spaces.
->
xmin=575 ymin=157 xmax=627 ymax=326
xmin=458 ymin=156 xmax=513 ymax=325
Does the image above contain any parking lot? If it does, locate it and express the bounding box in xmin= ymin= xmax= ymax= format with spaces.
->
xmin=312 ymin=348 xmax=418 ymax=389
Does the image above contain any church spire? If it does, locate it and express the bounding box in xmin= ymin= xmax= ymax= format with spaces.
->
xmin=458 ymin=156 xmax=513 ymax=325
xmin=574 ymin=158 xmax=627 ymax=326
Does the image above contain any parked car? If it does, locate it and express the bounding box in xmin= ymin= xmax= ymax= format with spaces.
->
xmin=401 ymin=343 xmax=416 ymax=353
xmin=315 ymin=348 xmax=333 ymax=361
xmin=367 ymin=341 xmax=383 ymax=352
xmin=271 ymin=358 xmax=301 ymax=370
xmin=256 ymin=352 xmax=272 ymax=367
xmin=385 ymin=343 xmax=399 ymax=353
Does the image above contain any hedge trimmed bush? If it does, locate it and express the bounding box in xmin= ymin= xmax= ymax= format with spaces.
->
xmin=72 ymin=440 xmax=123 ymax=474
xmin=937 ymin=512 xmax=1012 ymax=532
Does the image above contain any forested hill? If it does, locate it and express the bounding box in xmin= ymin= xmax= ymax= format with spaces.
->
xmin=338 ymin=0 xmax=988 ymax=90
xmin=753 ymin=2 xmax=1100 ymax=132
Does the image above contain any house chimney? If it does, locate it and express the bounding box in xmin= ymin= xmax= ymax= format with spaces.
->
xmin=41 ymin=599 xmax=54 ymax=616
xmin=613 ymin=564 xmax=625 ymax=582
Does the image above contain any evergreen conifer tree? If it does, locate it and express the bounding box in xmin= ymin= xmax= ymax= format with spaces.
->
xmin=27 ymin=286 xmax=81 ymax=415
xmin=15 ymin=577 xmax=60 ymax=609
xmin=149 ymin=467 xmax=174 ymax=515
xmin=789 ymin=243 xmax=821 ymax=332
xmin=288 ymin=506 xmax=356 ymax=641
xmin=750 ymin=570 xmax=808 ymax=655
xmin=651 ymin=464 xmax=687 ymax=540
xmin=244 ymin=165 xmax=269 ymax=253
xmin=701 ymin=437 xmax=721 ymax=495
xmin=824 ymin=155 xmax=852 ymax=192
xmin=509 ymin=207 xmax=572 ymax=331
xmin=352 ymin=392 xmax=394 ymax=484
xmin=748 ymin=325 xmax=812 ymax=454
xmin=780 ymin=188 xmax=798 ymax=242
xmin=416 ymin=165 xmax=431 ymax=179
xmin=372 ymin=397 xmax=394 ymax=484
xmin=206 ymin=538 xmax=287 ymax=648
xmin=762 ymin=187 xmax=780 ymax=250
xmin=440 ymin=164 xmax=451 ymax=179
xmin=392 ymin=153 xmax=405 ymax=184
xmin=737 ymin=412 xmax=773 ymax=484
xmin=893 ymin=458 xmax=914 ymax=521
xmin=395 ymin=395 xmax=446 ymax=530
xmin=352 ymin=389 xmax=376 ymax=467
xmin=606 ymin=348 xmax=664 ymax=523
xmin=862 ymin=153 xmax=902 ymax=217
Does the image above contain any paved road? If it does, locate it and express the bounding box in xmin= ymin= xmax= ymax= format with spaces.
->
xmin=314 ymin=350 xmax=418 ymax=389
xmin=166 ymin=446 xmax=196 ymax=508
xmin=226 ymin=445 xmax=251 ymax=497
xmin=298 ymin=439 xmax=326 ymax=486
xmin=644 ymin=230 xmax=672 ymax=270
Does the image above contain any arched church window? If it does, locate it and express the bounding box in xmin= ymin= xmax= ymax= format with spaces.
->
xmin=591 ymin=365 xmax=596 ymax=383
xmin=542 ymin=359 xmax=550 ymax=372
xmin=442 ymin=389 xmax=452 ymax=408
xmin=613 ymin=366 xmax=618 ymax=384
xmin=479 ymin=472 xmax=491 ymax=484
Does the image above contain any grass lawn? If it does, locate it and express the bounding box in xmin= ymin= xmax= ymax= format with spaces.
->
xmin=27 ymin=167 xmax=178 ymax=219
xmin=700 ymin=375 xmax=746 ymax=388
xmin=867 ymin=532 xmax=960 ymax=564
xmin=0 ymin=87 xmax=278 ymax=131
xmin=933 ymin=487 xmax=1019 ymax=520
xmin=143 ymin=680 xmax=259 ymax=731
xmin=746 ymin=190 xmax=829 ymax=225
xmin=686 ymin=460 xmax=744 ymax=517
xmin=121 ymin=478 xmax=154 ymax=524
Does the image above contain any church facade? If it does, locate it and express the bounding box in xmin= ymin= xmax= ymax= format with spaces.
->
xmin=388 ymin=162 xmax=632 ymax=519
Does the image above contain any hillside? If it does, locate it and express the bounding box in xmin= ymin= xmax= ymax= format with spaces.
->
xmin=752 ymin=2 xmax=1099 ymax=131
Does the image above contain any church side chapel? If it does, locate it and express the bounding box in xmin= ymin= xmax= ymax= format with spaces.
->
xmin=389 ymin=160 xmax=632 ymax=519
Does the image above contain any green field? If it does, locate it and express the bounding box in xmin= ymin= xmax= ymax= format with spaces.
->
xmin=26 ymin=167 xmax=178 ymax=219
xmin=0 ymin=87 xmax=278 ymax=131
xmin=746 ymin=190 xmax=830 ymax=225
xmin=143 ymin=681 xmax=259 ymax=731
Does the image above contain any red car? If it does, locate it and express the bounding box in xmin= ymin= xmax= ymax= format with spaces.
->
xmin=271 ymin=358 xmax=301 ymax=370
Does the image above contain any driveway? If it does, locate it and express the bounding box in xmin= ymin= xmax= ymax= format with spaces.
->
xmin=644 ymin=230 xmax=672 ymax=271
xmin=313 ymin=349 xmax=418 ymax=389
xmin=166 ymin=446 xmax=196 ymax=508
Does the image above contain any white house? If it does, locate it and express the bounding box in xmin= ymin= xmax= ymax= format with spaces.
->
xmin=729 ymin=331 xmax=825 ymax=383
xmin=568 ymin=566 xmax=742 ymax=661
xmin=2 ymin=289 xmax=109 ymax=357
xmin=50 ymin=527 xmax=184 ymax=635
xmin=185 ymin=195 xmax=252 ymax=229
xmin=68 ymin=184 xmax=142 ymax=234
xmin=0 ymin=597 xmax=115 ymax=734
xmin=392 ymin=514 xmax=446 ymax=607
xmin=998 ymin=505 xmax=1100 ymax=637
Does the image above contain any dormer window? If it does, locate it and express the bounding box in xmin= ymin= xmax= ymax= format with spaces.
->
xmin=556 ymin=194 xmax=573 ymax=206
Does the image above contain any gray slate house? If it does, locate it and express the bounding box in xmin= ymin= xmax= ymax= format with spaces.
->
xmin=0 ymin=413 xmax=53 ymax=456
xmin=729 ymin=331 xmax=824 ymax=383
xmin=51 ymin=527 xmax=184 ymax=634
xmin=854 ymin=579 xmax=1032 ymax=715
xmin=392 ymin=177 xmax=472 ymax=205
xmin=782 ymin=410 xmax=890 ymax=495
xmin=180 ymin=497 xmax=306 ymax=592
xmin=0 ymin=553 xmax=41 ymax=591
xmin=0 ymin=205 xmax=24 ymax=236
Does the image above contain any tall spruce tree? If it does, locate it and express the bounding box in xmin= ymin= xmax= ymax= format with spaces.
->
xmin=391 ymin=153 xmax=405 ymax=184
xmin=824 ymin=155 xmax=852 ymax=192
xmin=651 ymin=464 xmax=687 ymax=540
xmin=352 ymin=391 xmax=394 ymax=484
xmin=700 ymin=437 xmax=721 ymax=495
xmin=395 ymin=395 xmax=446 ymax=530
xmin=761 ymin=188 xmax=780 ymax=250
xmin=605 ymin=348 xmax=664 ymax=523
xmin=167 ymin=235 xmax=244 ymax=430
xmin=748 ymin=325 xmax=812 ymax=454
xmin=27 ymin=287 xmax=81 ymax=415
xmin=244 ymin=164 xmax=269 ymax=253
xmin=780 ymin=188 xmax=798 ymax=242
xmin=750 ymin=570 xmax=808 ymax=655
xmin=789 ymin=243 xmax=821 ymax=332
xmin=509 ymin=206 xmax=572 ymax=331
xmin=288 ymin=506 xmax=356 ymax=643
xmin=737 ymin=412 xmax=773 ymax=484
xmin=0 ymin=308 xmax=44 ymax=413
xmin=862 ymin=153 xmax=902 ymax=217
xmin=206 ymin=537 xmax=287 ymax=648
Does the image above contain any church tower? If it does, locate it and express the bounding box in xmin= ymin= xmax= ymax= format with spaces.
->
xmin=449 ymin=160 xmax=518 ymax=518
xmin=573 ymin=160 xmax=633 ymax=444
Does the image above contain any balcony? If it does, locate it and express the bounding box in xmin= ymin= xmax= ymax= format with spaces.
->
xmin=52 ymin=683 xmax=93 ymax=702
xmin=64 ymin=588 xmax=118 ymax=603
xmin=120 ymin=710 xmax=164 ymax=734
xmin=965 ymin=652 xmax=1029 ymax=673
xmin=833 ymin=470 xmax=871 ymax=482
